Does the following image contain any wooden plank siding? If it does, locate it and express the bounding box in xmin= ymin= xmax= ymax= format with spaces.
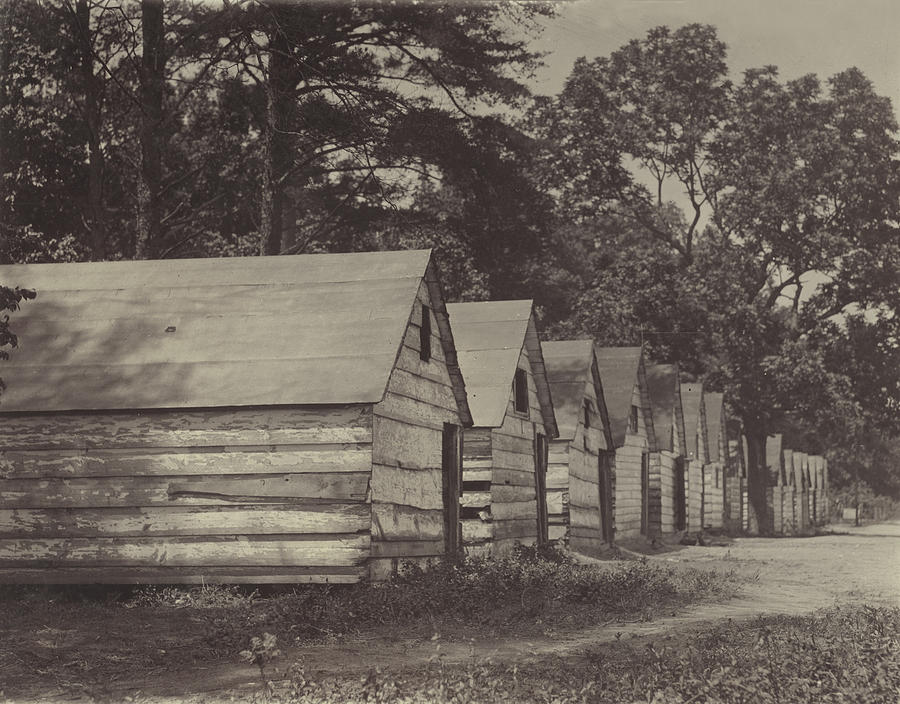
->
xmin=702 ymin=462 xmax=724 ymax=529
xmin=653 ymin=452 xmax=677 ymax=535
xmin=369 ymin=281 xmax=462 ymax=579
xmin=724 ymin=425 xmax=745 ymax=533
xmin=613 ymin=382 xmax=651 ymax=540
xmin=461 ymin=344 xmax=546 ymax=554
xmin=544 ymin=352 xmax=611 ymax=553
xmin=0 ymin=405 xmax=375 ymax=584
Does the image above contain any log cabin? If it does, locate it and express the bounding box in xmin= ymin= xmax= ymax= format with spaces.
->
xmin=702 ymin=392 xmax=726 ymax=530
xmin=782 ymin=448 xmax=798 ymax=534
xmin=542 ymin=340 xmax=615 ymax=554
xmin=0 ymin=249 xmax=473 ymax=584
xmin=680 ymin=383 xmax=708 ymax=532
xmin=594 ymin=347 xmax=656 ymax=540
xmin=742 ymin=432 xmax=756 ymax=533
xmin=445 ymin=301 xmax=558 ymax=554
xmin=765 ymin=434 xmax=790 ymax=535
xmin=645 ymin=364 xmax=687 ymax=537
xmin=724 ymin=420 xmax=746 ymax=533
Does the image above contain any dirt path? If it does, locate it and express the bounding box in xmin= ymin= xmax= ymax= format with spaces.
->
xmin=9 ymin=521 xmax=899 ymax=703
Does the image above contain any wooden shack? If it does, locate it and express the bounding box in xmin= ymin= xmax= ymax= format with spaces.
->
xmin=808 ymin=455 xmax=828 ymax=524
xmin=645 ymin=364 xmax=687 ymax=537
xmin=703 ymin=392 xmax=726 ymax=530
xmin=0 ymin=249 xmax=473 ymax=584
xmin=594 ymin=347 xmax=655 ymax=540
xmin=446 ymin=301 xmax=558 ymax=554
xmin=782 ymin=448 xmax=798 ymax=534
xmin=766 ymin=434 xmax=792 ymax=535
xmin=724 ymin=419 xmax=746 ymax=533
xmin=542 ymin=340 xmax=615 ymax=554
xmin=680 ymin=383 xmax=708 ymax=531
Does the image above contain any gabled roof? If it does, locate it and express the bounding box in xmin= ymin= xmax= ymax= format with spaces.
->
xmin=681 ymin=382 xmax=704 ymax=461
xmin=446 ymin=300 xmax=557 ymax=436
xmin=766 ymin=434 xmax=784 ymax=472
xmin=705 ymin=392 xmax=725 ymax=462
xmin=0 ymin=249 xmax=471 ymax=422
xmin=594 ymin=346 xmax=644 ymax=448
xmin=646 ymin=364 xmax=683 ymax=454
xmin=542 ymin=340 xmax=611 ymax=446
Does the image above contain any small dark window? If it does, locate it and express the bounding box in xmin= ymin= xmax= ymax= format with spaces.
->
xmin=583 ymin=401 xmax=591 ymax=429
xmin=419 ymin=304 xmax=432 ymax=362
xmin=629 ymin=405 xmax=638 ymax=433
xmin=513 ymin=368 xmax=528 ymax=414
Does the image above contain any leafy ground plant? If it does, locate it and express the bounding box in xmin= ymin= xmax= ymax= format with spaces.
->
xmin=256 ymin=605 xmax=900 ymax=703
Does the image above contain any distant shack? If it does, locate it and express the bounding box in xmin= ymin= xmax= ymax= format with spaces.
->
xmin=446 ymin=301 xmax=558 ymax=554
xmin=0 ymin=250 xmax=472 ymax=584
xmin=680 ymin=383 xmax=708 ymax=532
xmin=542 ymin=340 xmax=615 ymax=555
xmin=703 ymin=392 xmax=726 ymax=530
xmin=645 ymin=364 xmax=687 ymax=537
xmin=595 ymin=347 xmax=656 ymax=540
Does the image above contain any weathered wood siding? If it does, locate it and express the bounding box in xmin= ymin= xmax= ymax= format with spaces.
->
xmin=548 ymin=381 xmax=611 ymax=555
xmin=613 ymin=383 xmax=649 ymax=539
xmin=462 ymin=344 xmax=546 ymax=554
xmin=702 ymin=462 xmax=724 ymax=529
xmin=0 ymin=406 xmax=374 ymax=584
xmin=652 ymin=451 xmax=677 ymax=536
xmin=547 ymin=439 xmax=569 ymax=543
xmin=724 ymin=430 xmax=744 ymax=533
xmin=370 ymin=281 xmax=462 ymax=579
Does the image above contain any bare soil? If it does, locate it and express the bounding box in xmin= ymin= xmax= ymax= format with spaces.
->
xmin=2 ymin=519 xmax=898 ymax=703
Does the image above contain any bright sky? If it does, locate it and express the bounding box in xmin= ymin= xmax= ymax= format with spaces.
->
xmin=531 ymin=0 xmax=900 ymax=112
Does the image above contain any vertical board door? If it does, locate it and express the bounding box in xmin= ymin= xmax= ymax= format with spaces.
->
xmin=674 ymin=457 xmax=686 ymax=531
xmin=534 ymin=429 xmax=549 ymax=545
xmin=442 ymin=423 xmax=462 ymax=555
xmin=598 ymin=451 xmax=613 ymax=542
xmin=640 ymin=452 xmax=650 ymax=535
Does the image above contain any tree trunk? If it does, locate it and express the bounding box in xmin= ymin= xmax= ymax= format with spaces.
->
xmin=74 ymin=0 xmax=106 ymax=260
xmin=743 ymin=425 xmax=770 ymax=535
xmin=260 ymin=8 xmax=294 ymax=256
xmin=136 ymin=0 xmax=164 ymax=260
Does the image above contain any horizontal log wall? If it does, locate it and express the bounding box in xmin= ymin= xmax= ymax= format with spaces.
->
xmin=0 ymin=405 xmax=374 ymax=584
xmin=369 ymin=282 xmax=461 ymax=579
xmin=614 ymin=384 xmax=649 ymax=540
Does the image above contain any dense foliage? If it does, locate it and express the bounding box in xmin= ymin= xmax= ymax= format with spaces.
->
xmin=2 ymin=3 xmax=899 ymax=496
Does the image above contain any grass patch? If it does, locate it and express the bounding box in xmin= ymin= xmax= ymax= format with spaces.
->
xmin=259 ymin=605 xmax=900 ymax=703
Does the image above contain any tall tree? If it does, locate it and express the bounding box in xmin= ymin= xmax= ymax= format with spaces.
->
xmin=534 ymin=25 xmax=900 ymax=512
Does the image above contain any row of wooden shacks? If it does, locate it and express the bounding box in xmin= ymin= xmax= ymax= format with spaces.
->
xmin=0 ymin=250 xmax=828 ymax=584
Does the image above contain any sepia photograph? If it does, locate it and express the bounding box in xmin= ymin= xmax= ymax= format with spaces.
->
xmin=0 ymin=0 xmax=898 ymax=701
